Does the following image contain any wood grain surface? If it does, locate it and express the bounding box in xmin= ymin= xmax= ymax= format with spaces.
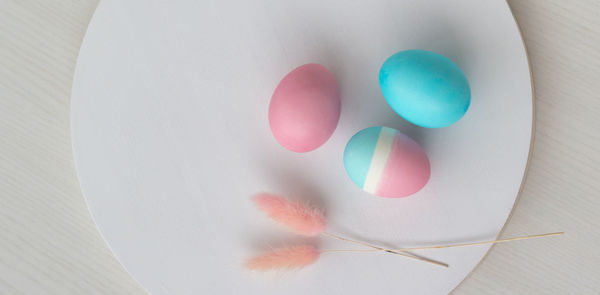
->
xmin=1 ymin=1 xmax=598 ymax=294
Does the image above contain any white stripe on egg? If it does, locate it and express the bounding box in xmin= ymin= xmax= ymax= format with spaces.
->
xmin=363 ymin=127 xmax=395 ymax=193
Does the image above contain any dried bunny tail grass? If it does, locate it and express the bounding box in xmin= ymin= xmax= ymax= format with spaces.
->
xmin=244 ymin=245 xmax=320 ymax=271
xmin=251 ymin=193 xmax=448 ymax=267
xmin=252 ymin=193 xmax=326 ymax=236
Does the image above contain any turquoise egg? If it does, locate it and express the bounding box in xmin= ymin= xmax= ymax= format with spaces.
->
xmin=379 ymin=50 xmax=470 ymax=128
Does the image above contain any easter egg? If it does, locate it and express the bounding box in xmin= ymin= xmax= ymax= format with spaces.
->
xmin=379 ymin=50 xmax=470 ymax=128
xmin=343 ymin=126 xmax=430 ymax=198
xmin=269 ymin=64 xmax=341 ymax=152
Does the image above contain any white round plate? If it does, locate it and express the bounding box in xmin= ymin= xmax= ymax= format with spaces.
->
xmin=71 ymin=0 xmax=532 ymax=294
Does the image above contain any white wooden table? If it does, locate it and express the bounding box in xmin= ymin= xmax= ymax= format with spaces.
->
xmin=1 ymin=1 xmax=598 ymax=294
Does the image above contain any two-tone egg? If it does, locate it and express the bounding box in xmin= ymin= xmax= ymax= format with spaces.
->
xmin=343 ymin=126 xmax=430 ymax=198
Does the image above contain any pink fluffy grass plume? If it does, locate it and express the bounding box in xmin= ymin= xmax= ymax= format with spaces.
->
xmin=252 ymin=193 xmax=327 ymax=236
xmin=244 ymin=245 xmax=320 ymax=271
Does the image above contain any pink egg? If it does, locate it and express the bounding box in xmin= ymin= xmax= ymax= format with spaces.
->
xmin=268 ymin=64 xmax=341 ymax=153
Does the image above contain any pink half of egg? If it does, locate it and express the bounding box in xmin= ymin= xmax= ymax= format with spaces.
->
xmin=268 ymin=64 xmax=341 ymax=153
xmin=377 ymin=131 xmax=430 ymax=197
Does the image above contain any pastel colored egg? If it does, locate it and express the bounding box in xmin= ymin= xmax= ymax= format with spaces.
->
xmin=269 ymin=64 xmax=341 ymax=152
xmin=379 ymin=50 xmax=470 ymax=128
xmin=343 ymin=126 xmax=430 ymax=198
